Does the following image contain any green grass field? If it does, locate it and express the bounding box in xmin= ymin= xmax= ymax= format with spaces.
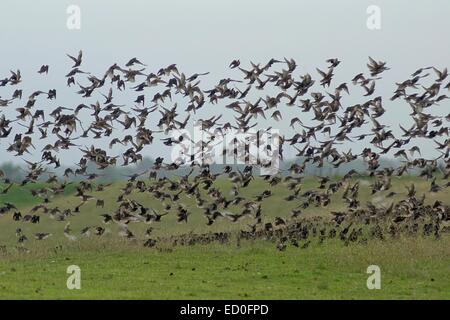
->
xmin=1 ymin=237 xmax=449 ymax=299
xmin=0 ymin=175 xmax=449 ymax=299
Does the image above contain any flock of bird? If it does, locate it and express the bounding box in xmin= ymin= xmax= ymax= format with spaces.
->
xmin=0 ymin=51 xmax=449 ymax=251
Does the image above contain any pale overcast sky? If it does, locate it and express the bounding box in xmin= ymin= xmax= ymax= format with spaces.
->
xmin=0 ymin=0 xmax=449 ymax=164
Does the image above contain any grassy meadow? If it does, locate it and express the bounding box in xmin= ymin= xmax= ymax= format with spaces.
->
xmin=0 ymin=175 xmax=449 ymax=299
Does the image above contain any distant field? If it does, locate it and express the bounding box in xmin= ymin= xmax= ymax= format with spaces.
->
xmin=1 ymin=175 xmax=449 ymax=244
xmin=0 ymin=175 xmax=449 ymax=299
